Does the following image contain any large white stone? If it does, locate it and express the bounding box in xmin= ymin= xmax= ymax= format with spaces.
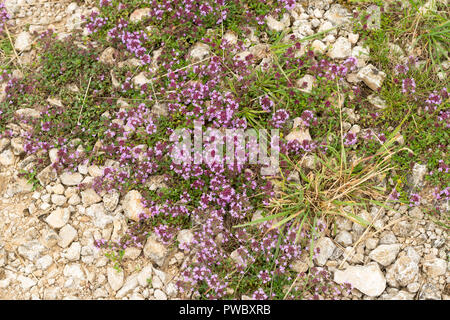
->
xmin=334 ymin=263 xmax=386 ymax=297
xmin=14 ymin=31 xmax=32 ymax=52
xmin=422 ymin=258 xmax=447 ymax=277
xmin=357 ymin=64 xmax=386 ymax=91
xmin=0 ymin=149 xmax=14 ymax=166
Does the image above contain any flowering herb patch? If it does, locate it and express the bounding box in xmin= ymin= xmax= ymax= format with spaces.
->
xmin=0 ymin=0 xmax=448 ymax=300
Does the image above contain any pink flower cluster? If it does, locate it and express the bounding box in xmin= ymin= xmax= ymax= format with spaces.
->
xmin=0 ymin=2 xmax=10 ymax=35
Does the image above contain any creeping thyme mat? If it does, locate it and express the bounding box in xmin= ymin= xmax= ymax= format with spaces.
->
xmin=0 ymin=0 xmax=448 ymax=300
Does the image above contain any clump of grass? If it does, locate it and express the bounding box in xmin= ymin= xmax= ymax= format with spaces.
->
xmin=409 ymin=0 xmax=449 ymax=66
xmin=240 ymin=92 xmax=409 ymax=241
xmin=350 ymin=2 xmax=449 ymax=194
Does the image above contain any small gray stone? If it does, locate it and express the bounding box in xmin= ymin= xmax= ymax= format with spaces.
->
xmin=137 ymin=265 xmax=153 ymax=287
xmin=265 ymin=13 xmax=290 ymax=32
xmin=324 ymin=4 xmax=352 ymax=26
xmin=123 ymin=247 xmax=142 ymax=260
xmin=51 ymin=194 xmax=66 ymax=206
xmin=166 ymin=282 xmax=178 ymax=297
xmin=103 ymin=190 xmax=120 ymax=211
xmin=286 ymin=117 xmax=311 ymax=143
xmin=14 ymin=108 xmax=41 ymax=119
xmin=335 ymin=231 xmax=353 ymax=246
xmin=107 ymin=267 xmax=124 ymax=292
xmin=129 ymin=8 xmax=150 ymax=23
xmin=99 ymin=47 xmax=117 ymax=65
xmin=68 ymin=194 xmax=81 ymax=206
xmin=367 ymin=94 xmax=387 ymax=109
xmin=45 ymin=208 xmax=70 ymax=229
xmin=81 ymin=188 xmax=102 ymax=206
xmin=116 ymin=274 xmax=138 ymax=298
xmin=311 ymin=39 xmax=327 ymax=54
xmin=407 ymin=282 xmax=420 ymax=293
xmin=393 ymin=256 xmax=419 ymax=287
xmin=230 ymin=249 xmax=245 ymax=266
xmin=296 ymin=74 xmax=316 ymax=93
xmin=86 ymin=203 xmax=113 ymax=228
xmin=41 ymin=229 xmax=60 ymax=248
xmin=327 ymin=36 xmax=352 ymax=59
xmin=36 ymin=255 xmax=53 ymax=270
xmin=419 ymin=283 xmax=441 ymax=300
xmin=409 ymin=207 xmax=424 ymax=219
xmin=365 ymin=238 xmax=379 ymax=250
xmin=379 ymin=231 xmax=398 ymax=245
xmin=143 ymin=236 xmax=167 ymax=267
xmin=132 ymin=72 xmax=151 ymax=87
xmin=314 ymin=237 xmax=336 ymax=266
xmin=58 ymin=224 xmax=77 ymax=248
xmin=177 ymin=229 xmax=194 ymax=249
xmin=11 ymin=137 xmax=24 ymax=155
xmin=404 ymin=247 xmax=421 ymax=264
xmin=369 ymin=244 xmax=401 ymax=267
xmin=123 ymin=190 xmax=146 ymax=222
xmin=17 ymin=275 xmax=36 ymax=290
xmin=63 ymin=264 xmax=85 ymax=282
xmin=63 ymin=242 xmax=81 ymax=261
xmin=37 ymin=165 xmax=57 ymax=186
xmin=60 ymin=172 xmax=83 ymax=186
xmin=384 ymin=290 xmax=415 ymax=300
xmin=188 ymin=42 xmax=210 ymax=62
xmin=18 ymin=240 xmax=47 ymax=262
xmin=154 ymin=289 xmax=167 ymax=300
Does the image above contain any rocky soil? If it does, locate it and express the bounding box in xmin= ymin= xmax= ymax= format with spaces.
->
xmin=0 ymin=0 xmax=448 ymax=300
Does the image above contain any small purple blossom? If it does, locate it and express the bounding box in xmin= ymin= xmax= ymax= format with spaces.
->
xmin=252 ymin=288 xmax=268 ymax=300
xmin=344 ymin=132 xmax=357 ymax=146
xmin=402 ymin=78 xmax=416 ymax=94
xmin=271 ymin=109 xmax=290 ymax=128
xmin=409 ymin=193 xmax=421 ymax=207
